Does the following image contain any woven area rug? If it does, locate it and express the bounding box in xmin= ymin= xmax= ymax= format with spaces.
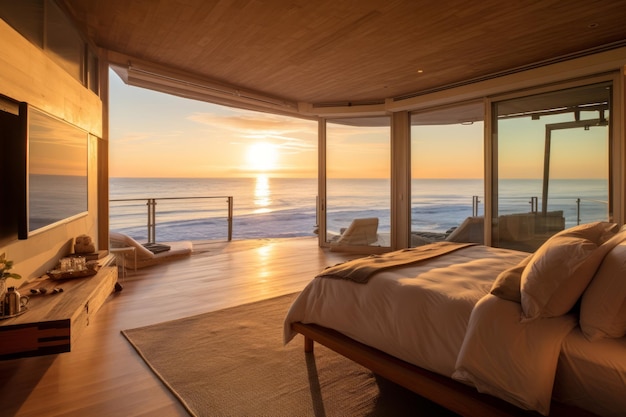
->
xmin=121 ymin=293 xmax=458 ymax=417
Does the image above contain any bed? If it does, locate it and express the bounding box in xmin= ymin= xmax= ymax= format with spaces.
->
xmin=283 ymin=222 xmax=626 ymax=417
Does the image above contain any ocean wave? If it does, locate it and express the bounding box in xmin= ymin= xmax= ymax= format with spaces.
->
xmin=110 ymin=177 xmax=609 ymax=242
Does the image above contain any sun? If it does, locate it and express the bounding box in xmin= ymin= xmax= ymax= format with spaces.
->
xmin=246 ymin=142 xmax=278 ymax=171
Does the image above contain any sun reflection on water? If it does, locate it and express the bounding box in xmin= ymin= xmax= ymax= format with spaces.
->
xmin=254 ymin=174 xmax=272 ymax=214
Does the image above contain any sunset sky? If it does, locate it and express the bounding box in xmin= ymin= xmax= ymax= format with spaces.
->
xmin=109 ymin=70 xmax=482 ymax=180
xmin=109 ymin=70 xmax=318 ymax=178
xmin=109 ymin=70 xmax=608 ymax=180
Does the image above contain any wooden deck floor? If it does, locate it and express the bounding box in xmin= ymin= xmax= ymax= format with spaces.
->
xmin=0 ymin=237 xmax=353 ymax=417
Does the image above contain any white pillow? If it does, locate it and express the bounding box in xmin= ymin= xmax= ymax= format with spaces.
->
xmin=520 ymin=222 xmax=618 ymax=321
xmin=580 ymin=239 xmax=626 ymax=341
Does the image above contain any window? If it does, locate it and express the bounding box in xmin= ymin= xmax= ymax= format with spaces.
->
xmin=492 ymin=82 xmax=611 ymax=251
xmin=324 ymin=117 xmax=391 ymax=250
xmin=0 ymin=0 xmax=98 ymax=93
xmin=410 ymin=102 xmax=484 ymax=246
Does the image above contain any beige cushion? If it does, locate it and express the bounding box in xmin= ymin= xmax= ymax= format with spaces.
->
xmin=333 ymin=218 xmax=379 ymax=246
xmin=580 ymin=237 xmax=626 ymax=341
xmin=520 ymin=221 xmax=619 ymax=321
xmin=445 ymin=216 xmax=484 ymax=244
xmin=109 ymin=231 xmax=193 ymax=268
xmin=110 ymin=232 xmax=154 ymax=258
xmin=490 ymin=254 xmax=532 ymax=303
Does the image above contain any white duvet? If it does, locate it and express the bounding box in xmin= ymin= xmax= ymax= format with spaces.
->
xmin=284 ymin=245 xmax=527 ymax=377
xmin=453 ymin=294 xmax=577 ymax=415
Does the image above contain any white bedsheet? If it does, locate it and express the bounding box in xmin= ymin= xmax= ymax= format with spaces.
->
xmin=284 ymin=245 xmax=527 ymax=377
xmin=553 ymin=329 xmax=626 ymax=417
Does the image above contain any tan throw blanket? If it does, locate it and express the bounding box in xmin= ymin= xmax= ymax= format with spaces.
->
xmin=317 ymin=241 xmax=475 ymax=283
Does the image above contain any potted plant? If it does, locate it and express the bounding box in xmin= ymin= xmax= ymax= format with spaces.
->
xmin=0 ymin=253 xmax=21 ymax=297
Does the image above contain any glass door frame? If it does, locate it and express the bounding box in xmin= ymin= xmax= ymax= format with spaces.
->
xmin=317 ymin=71 xmax=624 ymax=251
xmin=486 ymin=72 xmax=622 ymax=247
xmin=318 ymin=118 xmax=328 ymax=246
xmin=318 ymin=116 xmax=393 ymax=253
xmin=409 ymin=100 xmax=486 ymax=247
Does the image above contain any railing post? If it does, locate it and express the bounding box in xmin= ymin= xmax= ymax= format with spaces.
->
xmin=227 ymin=196 xmax=233 ymax=241
xmin=147 ymin=198 xmax=156 ymax=243
xmin=472 ymin=196 xmax=480 ymax=217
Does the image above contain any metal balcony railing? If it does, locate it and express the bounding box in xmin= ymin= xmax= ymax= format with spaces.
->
xmin=109 ymin=196 xmax=233 ymax=243
xmin=575 ymin=197 xmax=609 ymax=225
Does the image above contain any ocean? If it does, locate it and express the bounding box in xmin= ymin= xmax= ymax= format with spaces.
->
xmin=109 ymin=177 xmax=609 ymax=242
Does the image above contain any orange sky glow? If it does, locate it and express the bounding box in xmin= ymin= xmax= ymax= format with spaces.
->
xmin=109 ymin=71 xmax=608 ymax=180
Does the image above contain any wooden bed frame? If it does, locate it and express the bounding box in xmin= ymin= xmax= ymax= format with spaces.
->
xmin=291 ymin=322 xmax=598 ymax=417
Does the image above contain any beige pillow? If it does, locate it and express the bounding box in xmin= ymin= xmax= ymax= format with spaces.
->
xmin=580 ymin=239 xmax=626 ymax=341
xmin=490 ymin=254 xmax=532 ymax=303
xmin=520 ymin=221 xmax=619 ymax=321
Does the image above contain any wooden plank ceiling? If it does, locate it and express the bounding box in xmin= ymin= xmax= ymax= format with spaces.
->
xmin=61 ymin=0 xmax=626 ymax=108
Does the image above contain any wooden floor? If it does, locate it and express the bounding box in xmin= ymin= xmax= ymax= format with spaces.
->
xmin=0 ymin=237 xmax=353 ymax=417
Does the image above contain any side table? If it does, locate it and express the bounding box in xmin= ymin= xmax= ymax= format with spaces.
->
xmin=0 ymin=255 xmax=117 ymax=359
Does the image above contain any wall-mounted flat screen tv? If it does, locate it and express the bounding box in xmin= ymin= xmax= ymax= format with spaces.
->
xmin=18 ymin=105 xmax=88 ymax=239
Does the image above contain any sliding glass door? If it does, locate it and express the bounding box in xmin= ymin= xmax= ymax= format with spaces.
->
xmin=492 ymin=81 xmax=612 ymax=251
xmin=324 ymin=117 xmax=390 ymax=251
xmin=410 ymin=102 xmax=484 ymax=247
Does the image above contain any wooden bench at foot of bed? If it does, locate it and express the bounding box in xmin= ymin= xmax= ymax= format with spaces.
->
xmin=291 ymin=322 xmax=598 ymax=417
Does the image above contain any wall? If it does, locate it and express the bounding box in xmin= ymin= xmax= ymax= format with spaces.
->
xmin=0 ymin=19 xmax=103 ymax=285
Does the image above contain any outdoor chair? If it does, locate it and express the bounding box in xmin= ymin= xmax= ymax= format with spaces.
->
xmin=109 ymin=232 xmax=193 ymax=269
xmin=330 ymin=217 xmax=379 ymax=251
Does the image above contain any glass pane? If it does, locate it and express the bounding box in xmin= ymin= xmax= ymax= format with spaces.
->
xmin=27 ymin=107 xmax=88 ymax=236
xmin=45 ymin=0 xmax=84 ymax=81
xmin=88 ymin=48 xmax=99 ymax=94
xmin=410 ymin=102 xmax=484 ymax=246
xmin=326 ymin=117 xmax=390 ymax=249
xmin=0 ymin=0 xmax=44 ymax=48
xmin=493 ymin=82 xmax=611 ymax=251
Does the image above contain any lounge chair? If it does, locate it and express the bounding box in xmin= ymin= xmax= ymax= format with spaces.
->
xmin=109 ymin=232 xmax=193 ymax=269
xmin=330 ymin=217 xmax=379 ymax=251
xmin=445 ymin=216 xmax=484 ymax=244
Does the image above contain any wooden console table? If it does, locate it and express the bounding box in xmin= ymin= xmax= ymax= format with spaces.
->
xmin=0 ymin=255 xmax=118 ymax=359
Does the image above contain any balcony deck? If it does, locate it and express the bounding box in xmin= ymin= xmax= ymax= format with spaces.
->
xmin=0 ymin=237 xmax=353 ymax=417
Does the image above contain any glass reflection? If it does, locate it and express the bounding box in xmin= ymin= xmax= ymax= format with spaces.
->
xmin=27 ymin=107 xmax=88 ymax=236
